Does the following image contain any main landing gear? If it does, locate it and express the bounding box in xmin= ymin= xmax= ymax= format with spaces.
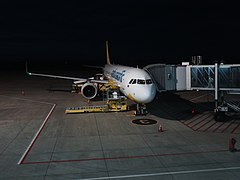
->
xmin=135 ymin=103 xmax=148 ymax=116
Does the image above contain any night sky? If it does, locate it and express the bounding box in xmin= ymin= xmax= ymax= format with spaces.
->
xmin=0 ymin=0 xmax=239 ymax=70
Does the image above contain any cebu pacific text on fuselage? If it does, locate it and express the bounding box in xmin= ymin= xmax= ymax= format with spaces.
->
xmin=111 ymin=69 xmax=126 ymax=82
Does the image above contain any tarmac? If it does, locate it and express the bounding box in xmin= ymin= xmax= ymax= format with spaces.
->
xmin=1 ymin=70 xmax=240 ymax=180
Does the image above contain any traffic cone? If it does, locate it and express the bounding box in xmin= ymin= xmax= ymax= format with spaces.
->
xmin=158 ymin=124 xmax=163 ymax=132
xmin=229 ymin=138 xmax=237 ymax=152
xmin=191 ymin=108 xmax=196 ymax=114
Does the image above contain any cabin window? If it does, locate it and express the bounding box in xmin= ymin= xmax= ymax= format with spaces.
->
xmin=132 ymin=79 xmax=136 ymax=84
xmin=137 ymin=79 xmax=145 ymax=84
xmin=146 ymin=79 xmax=153 ymax=84
xmin=129 ymin=79 xmax=134 ymax=84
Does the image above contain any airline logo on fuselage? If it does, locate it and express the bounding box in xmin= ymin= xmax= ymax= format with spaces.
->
xmin=111 ymin=70 xmax=125 ymax=82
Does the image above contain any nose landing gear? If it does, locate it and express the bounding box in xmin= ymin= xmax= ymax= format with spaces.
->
xmin=136 ymin=103 xmax=148 ymax=116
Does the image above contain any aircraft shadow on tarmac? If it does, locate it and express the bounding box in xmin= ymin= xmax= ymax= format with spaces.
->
xmin=45 ymin=87 xmax=215 ymax=120
xmin=147 ymin=92 xmax=214 ymax=120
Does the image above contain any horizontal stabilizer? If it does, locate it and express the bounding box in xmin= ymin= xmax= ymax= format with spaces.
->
xmin=83 ymin=65 xmax=103 ymax=69
xmin=73 ymin=80 xmax=87 ymax=84
xmin=90 ymin=79 xmax=109 ymax=84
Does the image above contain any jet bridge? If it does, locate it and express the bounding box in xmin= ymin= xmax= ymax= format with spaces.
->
xmin=144 ymin=63 xmax=240 ymax=121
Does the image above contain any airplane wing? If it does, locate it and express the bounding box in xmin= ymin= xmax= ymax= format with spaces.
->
xmin=27 ymin=72 xmax=87 ymax=81
xmin=26 ymin=64 xmax=109 ymax=84
xmin=27 ymin=71 xmax=110 ymax=84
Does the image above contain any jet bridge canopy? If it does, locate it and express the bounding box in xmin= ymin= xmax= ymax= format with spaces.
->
xmin=144 ymin=63 xmax=240 ymax=92
xmin=189 ymin=64 xmax=240 ymax=91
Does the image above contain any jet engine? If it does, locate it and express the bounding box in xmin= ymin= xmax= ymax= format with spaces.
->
xmin=81 ymin=83 xmax=98 ymax=99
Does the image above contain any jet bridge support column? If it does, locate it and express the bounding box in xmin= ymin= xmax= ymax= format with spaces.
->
xmin=214 ymin=63 xmax=227 ymax=121
xmin=214 ymin=63 xmax=218 ymax=111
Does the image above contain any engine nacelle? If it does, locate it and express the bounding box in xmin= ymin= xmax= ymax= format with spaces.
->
xmin=81 ymin=83 xmax=98 ymax=99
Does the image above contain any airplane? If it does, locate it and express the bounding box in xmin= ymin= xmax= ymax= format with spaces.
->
xmin=26 ymin=41 xmax=157 ymax=114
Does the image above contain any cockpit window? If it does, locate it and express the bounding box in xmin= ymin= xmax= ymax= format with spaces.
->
xmin=146 ymin=79 xmax=153 ymax=84
xmin=129 ymin=79 xmax=134 ymax=84
xmin=132 ymin=79 xmax=136 ymax=84
xmin=137 ymin=79 xmax=145 ymax=84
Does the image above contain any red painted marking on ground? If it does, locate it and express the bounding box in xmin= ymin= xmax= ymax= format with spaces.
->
xmin=184 ymin=114 xmax=206 ymax=125
xmin=231 ymin=121 xmax=240 ymax=134
xmin=195 ymin=117 xmax=214 ymax=131
xmin=212 ymin=122 xmax=226 ymax=133
xmin=190 ymin=113 xmax=213 ymax=129
xmin=22 ymin=149 xmax=228 ymax=165
xmin=221 ymin=120 xmax=236 ymax=133
xmin=202 ymin=121 xmax=218 ymax=132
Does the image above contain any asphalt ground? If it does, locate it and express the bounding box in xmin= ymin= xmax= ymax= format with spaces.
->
xmin=0 ymin=70 xmax=240 ymax=180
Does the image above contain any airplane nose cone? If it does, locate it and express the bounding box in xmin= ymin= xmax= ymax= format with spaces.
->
xmin=137 ymin=85 xmax=156 ymax=103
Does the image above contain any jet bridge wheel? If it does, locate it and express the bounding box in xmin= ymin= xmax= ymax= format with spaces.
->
xmin=214 ymin=111 xmax=226 ymax=122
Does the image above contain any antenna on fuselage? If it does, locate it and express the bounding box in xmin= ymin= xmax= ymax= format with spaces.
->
xmin=106 ymin=41 xmax=111 ymax=65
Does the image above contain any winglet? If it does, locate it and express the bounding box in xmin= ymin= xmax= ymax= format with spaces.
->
xmin=106 ymin=41 xmax=111 ymax=65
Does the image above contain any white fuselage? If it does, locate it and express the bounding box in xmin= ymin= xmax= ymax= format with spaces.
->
xmin=103 ymin=64 xmax=156 ymax=103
